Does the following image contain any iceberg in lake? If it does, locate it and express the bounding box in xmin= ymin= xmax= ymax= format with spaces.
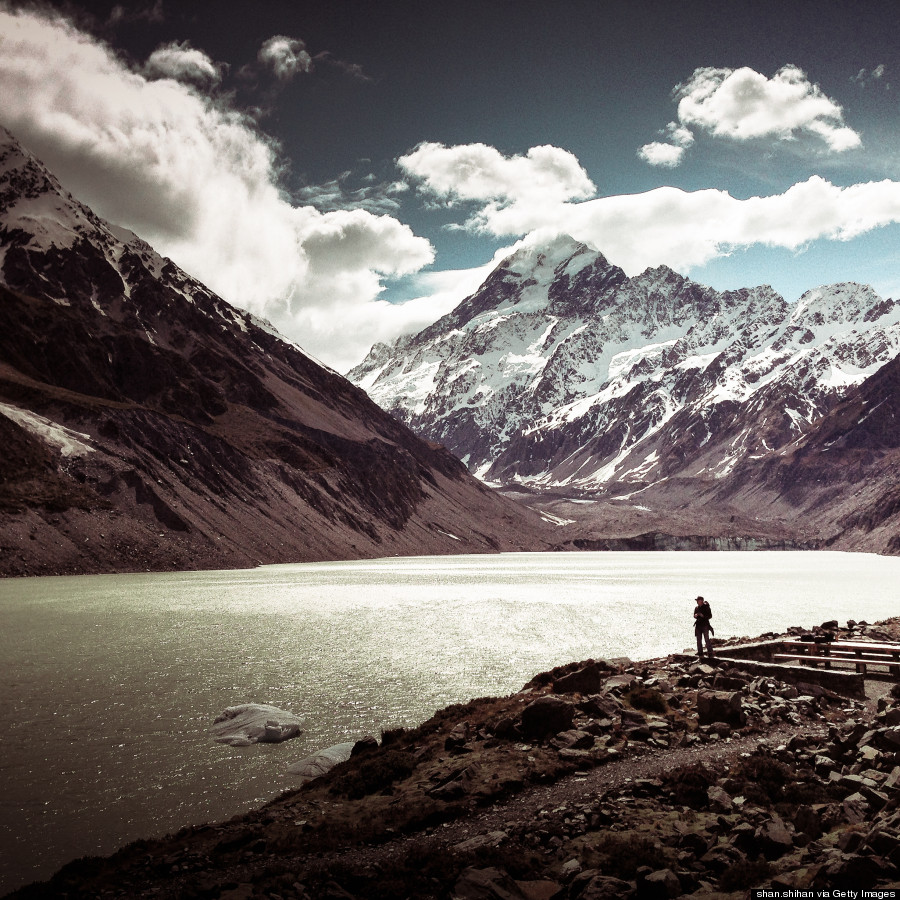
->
xmin=210 ymin=704 xmax=302 ymax=746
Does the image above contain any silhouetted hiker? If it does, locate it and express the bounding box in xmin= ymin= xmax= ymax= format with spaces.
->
xmin=694 ymin=595 xmax=714 ymax=658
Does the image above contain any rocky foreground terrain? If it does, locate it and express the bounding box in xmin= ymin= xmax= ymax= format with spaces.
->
xmin=10 ymin=618 xmax=900 ymax=900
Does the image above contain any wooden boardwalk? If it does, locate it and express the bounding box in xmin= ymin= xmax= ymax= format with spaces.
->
xmin=774 ymin=639 xmax=900 ymax=677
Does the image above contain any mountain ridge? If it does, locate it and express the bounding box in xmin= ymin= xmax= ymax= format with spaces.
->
xmin=350 ymin=235 xmax=900 ymax=552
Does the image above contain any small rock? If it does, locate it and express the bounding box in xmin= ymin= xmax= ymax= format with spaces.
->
xmin=640 ymin=867 xmax=682 ymax=899
xmin=454 ymin=831 xmax=509 ymax=853
xmin=755 ymin=816 xmax=794 ymax=859
xmin=452 ymin=866 xmax=527 ymax=899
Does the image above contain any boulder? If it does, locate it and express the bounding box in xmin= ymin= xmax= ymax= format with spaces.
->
xmin=696 ymin=690 xmax=744 ymax=727
xmin=210 ymin=703 xmax=302 ymax=746
xmin=755 ymin=816 xmax=794 ymax=859
xmin=351 ymin=735 xmax=379 ymax=756
xmin=513 ymin=880 xmax=563 ymax=900
xmin=579 ymin=694 xmax=621 ymax=719
xmin=521 ymin=696 xmax=574 ymax=739
xmin=551 ymin=729 xmax=595 ymax=750
xmin=552 ymin=662 xmax=605 ymax=695
xmin=286 ymin=741 xmax=354 ymax=784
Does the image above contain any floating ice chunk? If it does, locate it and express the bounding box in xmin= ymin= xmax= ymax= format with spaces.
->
xmin=210 ymin=703 xmax=302 ymax=746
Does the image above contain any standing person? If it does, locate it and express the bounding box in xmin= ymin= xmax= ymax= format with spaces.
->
xmin=694 ymin=595 xmax=714 ymax=658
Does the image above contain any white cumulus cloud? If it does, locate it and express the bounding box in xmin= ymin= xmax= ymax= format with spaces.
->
xmin=403 ymin=140 xmax=900 ymax=278
xmin=561 ymin=177 xmax=900 ymax=274
xmin=258 ymin=35 xmax=312 ymax=81
xmin=638 ymin=122 xmax=695 ymax=167
xmin=0 ymin=4 xmax=435 ymax=371
xmin=678 ymin=64 xmax=861 ymax=151
xmin=398 ymin=141 xmax=596 ymax=234
xmin=144 ymin=41 xmax=224 ymax=87
xmin=639 ymin=65 xmax=861 ymax=166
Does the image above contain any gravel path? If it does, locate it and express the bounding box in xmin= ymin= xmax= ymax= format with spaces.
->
xmin=309 ymin=720 xmax=807 ymax=871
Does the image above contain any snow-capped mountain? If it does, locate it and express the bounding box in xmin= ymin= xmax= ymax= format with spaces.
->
xmin=0 ymin=127 xmax=551 ymax=575
xmin=351 ymin=234 xmax=900 ymax=501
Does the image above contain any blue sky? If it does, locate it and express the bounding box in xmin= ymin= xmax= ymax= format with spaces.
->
xmin=2 ymin=0 xmax=900 ymax=369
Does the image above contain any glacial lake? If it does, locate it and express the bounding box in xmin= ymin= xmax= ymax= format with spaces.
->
xmin=2 ymin=550 xmax=900 ymax=893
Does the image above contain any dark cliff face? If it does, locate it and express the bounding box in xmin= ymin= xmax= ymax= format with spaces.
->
xmin=0 ymin=132 xmax=551 ymax=575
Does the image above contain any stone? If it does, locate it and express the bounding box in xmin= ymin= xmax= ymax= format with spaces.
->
xmin=552 ymin=663 xmax=605 ymax=695
xmin=639 ymin=868 xmax=682 ymax=899
xmin=707 ymin=785 xmax=733 ymax=812
xmin=842 ymin=792 xmax=871 ymax=824
xmin=219 ymin=887 xmax=254 ymax=900
xmin=755 ymin=816 xmax=794 ymax=859
xmin=837 ymin=830 xmax=864 ymax=852
xmin=794 ymin=805 xmax=822 ymax=840
xmin=696 ymin=690 xmax=745 ymax=727
xmin=513 ymin=880 xmax=564 ymax=900
xmin=602 ymin=673 xmax=638 ymax=692
xmin=578 ymin=694 xmax=621 ymax=719
xmin=445 ymin=722 xmax=471 ymax=752
xmin=559 ymin=858 xmax=582 ymax=879
xmin=286 ymin=741 xmax=354 ymax=783
xmin=521 ymin=696 xmax=574 ymax=739
xmin=551 ymin=729 xmax=595 ymax=750
xmin=320 ymin=882 xmax=357 ymax=900
xmin=429 ymin=762 xmax=482 ymax=801
xmin=877 ymin=727 xmax=900 ymax=750
xmin=580 ymin=875 xmax=634 ymax=899
xmin=210 ymin=704 xmax=302 ymax=746
xmin=452 ymin=866 xmax=528 ymax=899
xmin=454 ymin=831 xmax=509 ymax=853
xmin=351 ymin=735 xmax=379 ymax=756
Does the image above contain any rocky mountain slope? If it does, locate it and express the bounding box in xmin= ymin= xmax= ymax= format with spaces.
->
xmin=0 ymin=128 xmax=552 ymax=576
xmin=350 ymin=235 xmax=900 ymax=551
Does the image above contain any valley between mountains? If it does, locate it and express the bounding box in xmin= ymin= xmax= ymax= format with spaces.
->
xmin=2 ymin=122 xmax=900 ymax=575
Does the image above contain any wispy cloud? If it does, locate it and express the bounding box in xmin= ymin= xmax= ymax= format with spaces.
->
xmin=0 ymin=3 xmax=433 ymax=371
xmin=852 ymin=64 xmax=888 ymax=89
xmin=294 ymin=171 xmax=406 ymax=215
xmin=640 ymin=65 xmax=862 ymax=167
xmin=258 ymin=35 xmax=312 ymax=81
xmin=108 ymin=1 xmax=164 ymax=26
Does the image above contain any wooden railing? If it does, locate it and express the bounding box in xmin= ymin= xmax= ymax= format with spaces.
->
xmin=774 ymin=639 xmax=900 ymax=677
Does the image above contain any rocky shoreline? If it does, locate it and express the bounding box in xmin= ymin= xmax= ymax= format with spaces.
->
xmin=9 ymin=619 xmax=900 ymax=900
